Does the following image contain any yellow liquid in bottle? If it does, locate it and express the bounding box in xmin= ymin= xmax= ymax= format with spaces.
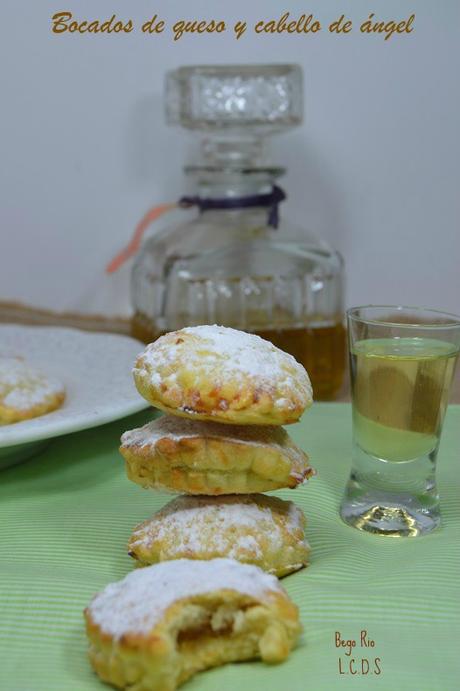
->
xmin=255 ymin=323 xmax=346 ymax=400
xmin=351 ymin=337 xmax=459 ymax=462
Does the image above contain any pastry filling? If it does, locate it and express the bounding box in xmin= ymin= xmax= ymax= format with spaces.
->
xmin=170 ymin=598 xmax=289 ymax=680
xmin=175 ymin=602 xmax=250 ymax=652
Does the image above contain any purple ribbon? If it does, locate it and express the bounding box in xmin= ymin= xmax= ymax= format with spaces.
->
xmin=178 ymin=185 xmax=286 ymax=229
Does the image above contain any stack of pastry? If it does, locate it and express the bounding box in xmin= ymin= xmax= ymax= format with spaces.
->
xmin=120 ymin=325 xmax=315 ymax=577
xmin=84 ymin=325 xmax=314 ymax=691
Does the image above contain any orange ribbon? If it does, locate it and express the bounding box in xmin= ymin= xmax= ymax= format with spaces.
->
xmin=106 ymin=202 xmax=177 ymax=274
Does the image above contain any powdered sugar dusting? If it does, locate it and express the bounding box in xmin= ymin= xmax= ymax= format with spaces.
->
xmin=130 ymin=495 xmax=306 ymax=559
xmin=135 ymin=325 xmax=312 ymax=400
xmin=122 ymin=414 xmax=287 ymax=450
xmin=181 ymin=325 xmax=297 ymax=380
xmin=88 ymin=558 xmax=282 ymax=638
xmin=232 ymin=535 xmax=261 ymax=555
xmin=287 ymin=501 xmax=306 ymax=532
xmin=0 ymin=357 xmax=64 ymax=412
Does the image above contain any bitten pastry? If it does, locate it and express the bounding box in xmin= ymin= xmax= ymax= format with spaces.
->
xmin=133 ymin=325 xmax=312 ymax=426
xmin=120 ymin=414 xmax=314 ymax=495
xmin=128 ymin=494 xmax=310 ymax=577
xmin=0 ymin=357 xmax=65 ymax=424
xmin=84 ymin=558 xmax=301 ymax=691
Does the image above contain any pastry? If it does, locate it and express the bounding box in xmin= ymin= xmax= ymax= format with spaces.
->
xmin=132 ymin=325 xmax=312 ymax=425
xmin=0 ymin=356 xmax=65 ymax=424
xmin=84 ymin=558 xmax=301 ymax=691
xmin=128 ymin=494 xmax=310 ymax=577
xmin=120 ymin=414 xmax=314 ymax=494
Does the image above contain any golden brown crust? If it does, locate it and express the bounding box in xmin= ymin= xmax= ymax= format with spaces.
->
xmin=128 ymin=494 xmax=310 ymax=577
xmin=120 ymin=415 xmax=314 ymax=495
xmin=0 ymin=357 xmax=65 ymax=424
xmin=0 ymin=390 xmax=65 ymax=424
xmin=84 ymin=559 xmax=301 ymax=690
xmin=132 ymin=326 xmax=312 ymax=426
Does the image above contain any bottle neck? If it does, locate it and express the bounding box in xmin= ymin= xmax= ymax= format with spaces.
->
xmin=180 ymin=173 xmax=286 ymax=229
xmin=186 ymin=167 xmax=283 ymax=197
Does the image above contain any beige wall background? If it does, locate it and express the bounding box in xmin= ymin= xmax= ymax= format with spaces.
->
xmin=1 ymin=0 xmax=459 ymax=318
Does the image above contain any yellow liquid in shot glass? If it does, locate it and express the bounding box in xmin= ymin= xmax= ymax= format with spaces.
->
xmin=351 ymin=337 xmax=459 ymax=462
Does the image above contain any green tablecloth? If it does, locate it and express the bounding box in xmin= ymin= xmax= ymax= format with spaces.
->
xmin=1 ymin=403 xmax=459 ymax=691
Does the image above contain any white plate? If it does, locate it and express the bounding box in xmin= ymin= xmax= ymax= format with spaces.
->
xmin=0 ymin=325 xmax=149 ymax=466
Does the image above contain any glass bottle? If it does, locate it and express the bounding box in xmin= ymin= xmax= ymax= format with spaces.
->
xmin=131 ymin=64 xmax=346 ymax=400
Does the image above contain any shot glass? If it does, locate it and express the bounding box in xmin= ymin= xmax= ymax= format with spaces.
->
xmin=340 ymin=305 xmax=460 ymax=537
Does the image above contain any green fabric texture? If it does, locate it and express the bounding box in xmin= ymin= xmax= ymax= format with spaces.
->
xmin=0 ymin=403 xmax=459 ymax=691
